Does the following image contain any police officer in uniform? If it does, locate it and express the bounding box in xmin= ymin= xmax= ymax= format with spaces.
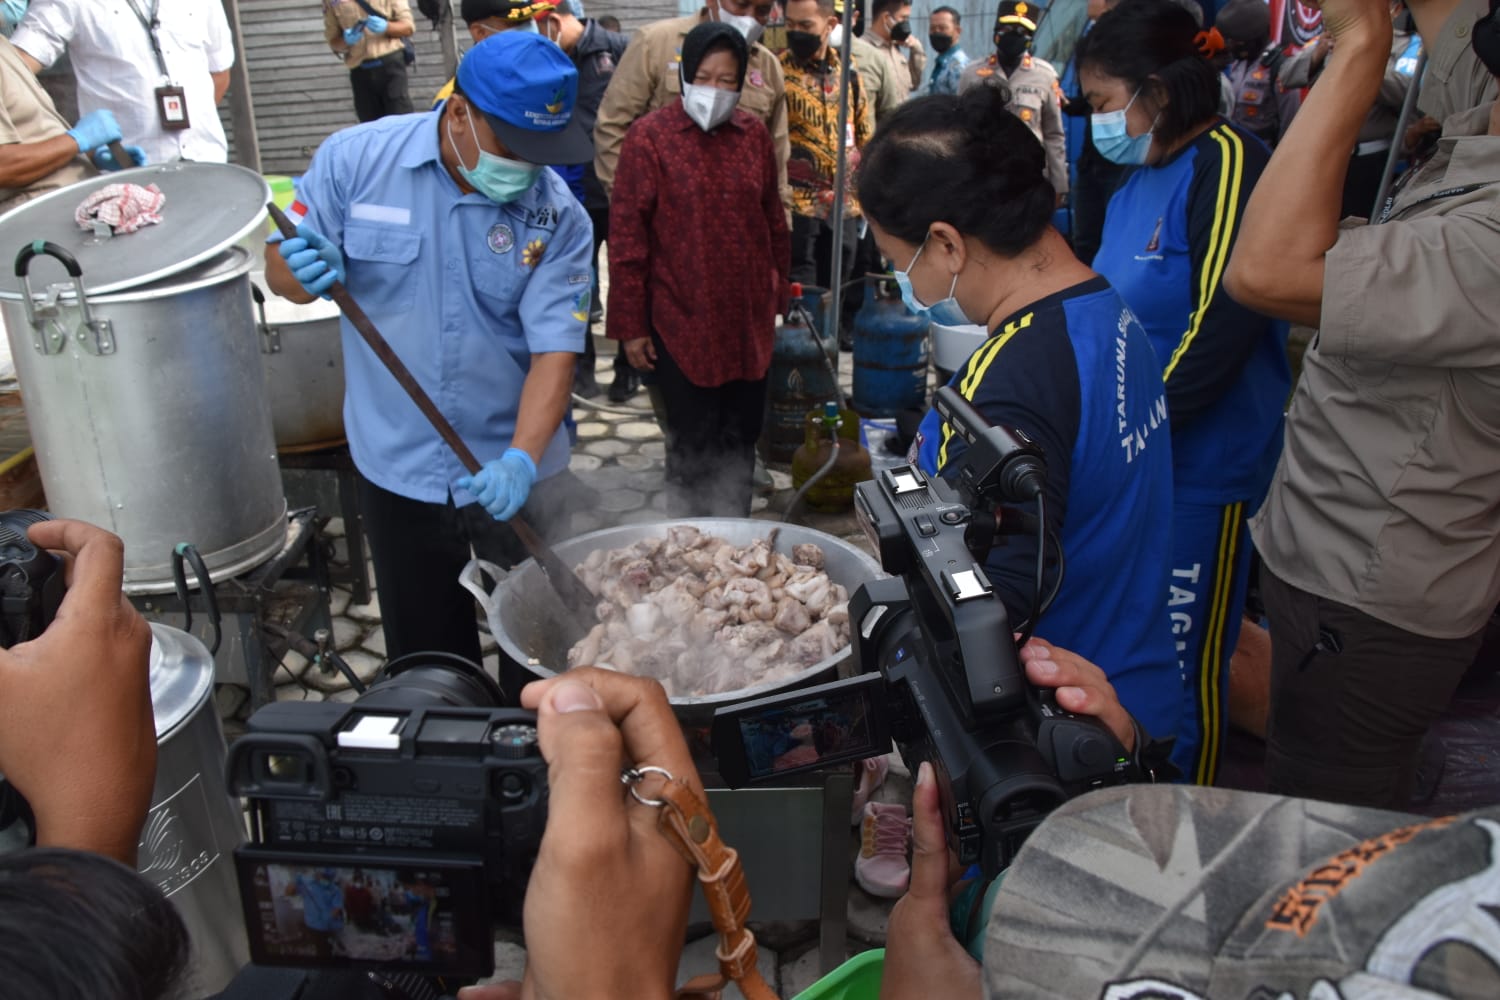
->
xmin=960 ymin=1 xmax=1068 ymax=201
xmin=1216 ymin=0 xmax=1301 ymax=147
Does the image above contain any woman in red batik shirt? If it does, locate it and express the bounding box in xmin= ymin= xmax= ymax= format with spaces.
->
xmin=607 ymin=20 xmax=792 ymax=517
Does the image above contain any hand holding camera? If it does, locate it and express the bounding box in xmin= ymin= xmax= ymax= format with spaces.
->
xmin=503 ymin=669 xmax=702 ymax=1000
xmin=0 ymin=518 xmax=154 ymax=866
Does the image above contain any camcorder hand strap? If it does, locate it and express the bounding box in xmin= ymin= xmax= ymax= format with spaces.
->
xmin=646 ymin=775 xmax=780 ymax=1000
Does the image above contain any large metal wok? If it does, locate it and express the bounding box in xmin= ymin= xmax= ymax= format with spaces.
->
xmin=462 ymin=518 xmax=884 ymax=725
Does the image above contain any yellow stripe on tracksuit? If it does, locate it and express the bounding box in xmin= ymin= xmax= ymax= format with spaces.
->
xmin=1163 ymin=126 xmax=1245 ymax=382
xmin=938 ymin=312 xmax=1034 ymax=469
xmin=1194 ymin=501 xmax=1244 ymax=786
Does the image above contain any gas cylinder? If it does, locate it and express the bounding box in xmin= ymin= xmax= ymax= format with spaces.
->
xmin=763 ymin=283 xmax=840 ymax=463
xmin=795 ymin=284 xmax=834 ymax=342
xmin=790 ymin=403 xmax=872 ymax=514
xmin=852 ymin=274 xmax=931 ymax=417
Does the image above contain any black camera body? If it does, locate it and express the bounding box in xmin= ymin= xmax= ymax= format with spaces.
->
xmin=0 ymin=509 xmax=62 ymax=648
xmin=711 ymin=388 xmax=1133 ymax=877
xmin=227 ymin=658 xmax=547 ymax=979
xmin=0 ymin=509 xmax=61 ymax=842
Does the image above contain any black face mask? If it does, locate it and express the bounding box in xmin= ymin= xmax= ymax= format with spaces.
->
xmin=996 ymin=31 xmax=1029 ymax=62
xmin=929 ymin=32 xmax=954 ymax=54
xmin=890 ymin=18 xmax=912 ymax=43
xmin=786 ymin=29 xmax=824 ymax=62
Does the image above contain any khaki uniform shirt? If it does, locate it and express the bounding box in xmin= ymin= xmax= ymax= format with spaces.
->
xmin=959 ymin=53 xmax=1068 ymax=196
xmin=849 ymin=34 xmax=901 ymax=125
xmin=865 ymin=30 xmax=924 ymax=98
xmin=1419 ymin=0 xmax=1498 ymax=124
xmin=0 ymin=37 xmax=92 ymax=213
xmin=593 ymin=14 xmax=789 ymax=208
xmin=1250 ymin=102 xmax=1500 ymax=638
xmin=325 ymin=0 xmax=413 ymax=71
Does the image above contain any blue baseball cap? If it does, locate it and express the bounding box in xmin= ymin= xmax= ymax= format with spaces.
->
xmin=455 ymin=31 xmax=592 ymax=165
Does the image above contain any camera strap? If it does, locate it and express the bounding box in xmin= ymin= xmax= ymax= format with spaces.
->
xmin=626 ymin=769 xmax=780 ymax=1000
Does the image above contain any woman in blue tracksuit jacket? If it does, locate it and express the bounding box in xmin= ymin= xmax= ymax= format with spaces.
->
xmin=859 ymin=84 xmax=1181 ymax=746
xmin=1078 ymin=0 xmax=1290 ymax=785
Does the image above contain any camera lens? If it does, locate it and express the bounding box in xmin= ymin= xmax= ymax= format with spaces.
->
xmin=354 ymin=651 xmax=507 ymax=711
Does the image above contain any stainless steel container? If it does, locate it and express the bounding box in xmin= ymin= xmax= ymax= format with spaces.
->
xmin=0 ymin=164 xmax=287 ymax=593
xmin=139 ymin=622 xmax=249 ymax=997
xmin=465 ymin=518 xmax=883 ymax=726
xmin=250 ymin=276 xmax=346 ymax=452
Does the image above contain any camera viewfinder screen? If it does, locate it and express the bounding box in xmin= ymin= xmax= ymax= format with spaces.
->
xmin=236 ymin=851 xmax=491 ymax=977
xmin=738 ymin=692 xmax=876 ymax=779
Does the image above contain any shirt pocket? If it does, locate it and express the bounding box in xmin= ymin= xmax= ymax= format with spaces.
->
xmin=344 ymin=222 xmax=422 ymax=314
xmin=469 ymin=238 xmax=526 ymax=313
xmin=160 ymin=8 xmax=208 ymax=54
xmin=739 ymin=80 xmax=776 ymax=123
xmin=1010 ymin=93 xmax=1044 ymax=134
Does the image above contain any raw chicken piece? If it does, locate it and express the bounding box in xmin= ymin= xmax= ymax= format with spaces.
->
xmin=653 ymin=579 xmax=701 ymax=627
xmin=792 ymin=544 xmax=825 ymax=569
xmin=626 ymin=602 xmax=661 ymax=638
xmin=666 ymin=525 xmax=703 ymax=549
xmin=773 ymin=598 xmax=811 ymax=635
xmin=784 ymin=621 xmax=839 ymax=667
xmin=569 ymin=623 xmax=607 ymax=666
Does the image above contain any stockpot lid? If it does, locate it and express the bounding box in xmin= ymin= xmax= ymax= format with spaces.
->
xmin=0 ymin=162 xmax=270 ymax=297
xmin=147 ymin=622 xmax=216 ymax=741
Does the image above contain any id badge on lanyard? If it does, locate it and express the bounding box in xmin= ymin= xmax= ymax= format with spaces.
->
xmin=155 ymin=85 xmax=190 ymax=130
xmin=125 ymin=0 xmax=190 ymax=130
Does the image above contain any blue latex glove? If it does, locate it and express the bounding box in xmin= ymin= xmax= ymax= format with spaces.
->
xmin=278 ymin=223 xmax=346 ymax=299
xmin=66 ymin=108 xmax=122 ymax=155
xmin=91 ymin=143 xmax=146 ymax=171
xmin=342 ymin=22 xmax=365 ymax=46
xmin=456 ymin=448 xmax=537 ymax=522
xmin=365 ymin=13 xmax=388 ymax=35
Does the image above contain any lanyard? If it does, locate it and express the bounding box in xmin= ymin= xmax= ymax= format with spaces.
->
xmin=1378 ymin=179 xmax=1494 ymax=224
xmin=122 ymin=0 xmax=171 ymax=79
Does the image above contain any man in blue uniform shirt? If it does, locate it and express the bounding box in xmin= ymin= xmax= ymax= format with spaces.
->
xmin=265 ymin=31 xmax=594 ymax=664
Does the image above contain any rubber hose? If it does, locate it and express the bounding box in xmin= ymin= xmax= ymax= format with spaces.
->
xmin=783 ymin=425 xmax=842 ymax=524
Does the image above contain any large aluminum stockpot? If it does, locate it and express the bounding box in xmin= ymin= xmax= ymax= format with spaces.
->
xmin=0 ymin=164 xmax=286 ymax=593
xmin=140 ymin=623 xmax=249 ymax=996
xmin=0 ymin=247 xmax=286 ymax=592
xmin=465 ymin=518 xmax=884 ymax=726
xmin=250 ymin=277 xmax=345 ymax=451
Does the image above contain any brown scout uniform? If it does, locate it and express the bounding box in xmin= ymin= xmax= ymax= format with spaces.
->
xmin=593 ymin=12 xmax=790 ymax=209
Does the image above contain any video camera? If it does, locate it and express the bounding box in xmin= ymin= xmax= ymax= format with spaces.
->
xmin=226 ymin=653 xmax=547 ymax=980
xmin=710 ymin=388 xmax=1135 ymax=877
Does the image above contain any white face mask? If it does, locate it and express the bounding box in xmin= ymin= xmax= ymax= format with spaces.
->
xmin=682 ymin=82 xmax=741 ymax=131
xmin=717 ymin=8 xmax=765 ymax=47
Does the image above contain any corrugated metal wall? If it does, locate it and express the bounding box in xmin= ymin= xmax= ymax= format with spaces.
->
xmin=228 ymin=0 xmax=687 ymax=177
xmin=230 ymin=0 xmax=454 ymax=175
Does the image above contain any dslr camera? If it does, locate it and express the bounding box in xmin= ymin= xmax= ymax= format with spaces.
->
xmin=0 ymin=508 xmax=65 ymax=844
xmin=711 ymin=387 xmax=1139 ymax=877
xmin=226 ymin=653 xmax=547 ymax=979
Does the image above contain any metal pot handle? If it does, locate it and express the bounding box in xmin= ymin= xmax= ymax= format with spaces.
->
xmin=458 ymin=558 xmax=514 ymax=645
xmin=12 ymin=240 xmax=114 ymax=356
xmin=458 ymin=558 xmax=510 ymax=608
xmin=250 ymin=281 xmax=280 ymax=354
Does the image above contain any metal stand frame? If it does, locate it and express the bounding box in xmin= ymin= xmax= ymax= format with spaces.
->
xmin=278 ymin=445 xmax=373 ymax=605
xmin=132 ymin=508 xmax=335 ymax=709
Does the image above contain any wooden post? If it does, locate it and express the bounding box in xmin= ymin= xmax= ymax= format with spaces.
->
xmin=221 ymin=0 xmax=262 ymax=173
